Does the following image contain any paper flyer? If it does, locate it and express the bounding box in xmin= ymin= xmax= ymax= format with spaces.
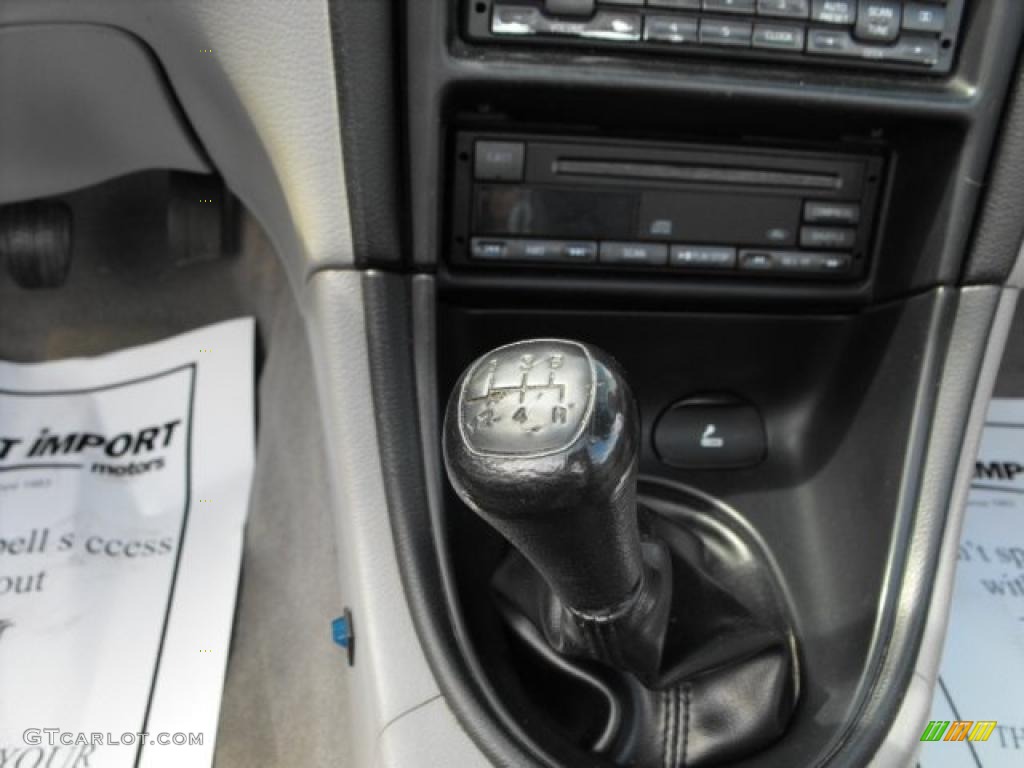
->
xmin=0 ymin=318 xmax=254 ymax=767
xmin=921 ymin=398 xmax=1024 ymax=767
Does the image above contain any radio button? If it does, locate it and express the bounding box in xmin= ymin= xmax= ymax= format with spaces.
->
xmin=804 ymin=200 xmax=861 ymax=224
xmin=699 ymin=19 xmax=753 ymax=46
xmin=474 ymin=141 xmax=526 ymax=182
xmin=516 ymin=239 xmax=581 ymax=262
xmin=739 ymin=249 xmax=852 ymax=273
xmin=752 ymin=24 xmax=805 ymax=50
xmin=490 ymin=5 xmax=642 ymax=41
xmin=648 ymin=0 xmax=701 ymax=9
xmin=645 ymin=16 xmax=699 ymax=44
xmin=811 ymin=0 xmax=856 ymax=25
xmin=903 ymin=3 xmax=945 ymax=34
xmin=757 ymin=0 xmax=810 ymax=19
xmin=800 ymin=226 xmax=856 ymax=249
xmin=738 ymin=250 xmax=776 ymax=270
xmin=855 ymin=1 xmax=902 ymax=43
xmin=562 ymin=241 xmax=599 ymax=261
xmin=671 ymin=245 xmax=737 ymax=269
xmin=544 ymin=0 xmax=595 ymax=16
xmin=886 ymin=35 xmax=939 ymax=65
xmin=776 ymin=251 xmax=850 ymax=272
xmin=600 ymin=242 xmax=670 ymax=265
xmin=806 ymin=28 xmax=861 ymax=55
xmin=471 ymin=238 xmax=512 ymax=260
xmin=703 ymin=0 xmax=756 ymax=14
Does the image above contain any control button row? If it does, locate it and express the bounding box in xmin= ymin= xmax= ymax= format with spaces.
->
xmin=639 ymin=0 xmax=946 ymax=37
xmin=646 ymin=16 xmax=806 ymax=48
xmin=494 ymin=3 xmax=944 ymax=63
xmin=471 ymin=238 xmax=852 ymax=275
xmin=807 ymin=1 xmax=944 ymax=37
xmin=471 ymin=238 xmax=598 ymax=262
xmin=806 ymin=28 xmax=937 ymax=64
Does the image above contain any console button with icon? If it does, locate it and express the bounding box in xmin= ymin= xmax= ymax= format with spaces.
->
xmin=653 ymin=396 xmax=766 ymax=468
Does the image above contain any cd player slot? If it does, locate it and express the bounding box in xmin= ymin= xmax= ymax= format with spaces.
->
xmin=552 ymin=159 xmax=843 ymax=192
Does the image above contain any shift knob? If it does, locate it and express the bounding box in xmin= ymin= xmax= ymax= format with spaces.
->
xmin=443 ymin=339 xmax=644 ymax=615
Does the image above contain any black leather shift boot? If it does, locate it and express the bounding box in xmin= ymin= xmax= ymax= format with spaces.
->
xmin=492 ymin=478 xmax=799 ymax=767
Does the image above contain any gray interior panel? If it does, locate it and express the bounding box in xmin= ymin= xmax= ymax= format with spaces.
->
xmin=304 ymin=269 xmax=474 ymax=766
xmin=375 ymin=697 xmax=492 ymax=768
xmin=1 ymin=0 xmax=353 ymax=291
xmin=0 ymin=25 xmax=210 ymax=205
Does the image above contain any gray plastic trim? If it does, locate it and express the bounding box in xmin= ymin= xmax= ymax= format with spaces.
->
xmin=1010 ymin=236 xmax=1024 ymax=289
xmin=0 ymin=24 xmax=210 ymax=205
xmin=870 ymin=286 xmax=1017 ymax=767
xmin=375 ymin=698 xmax=491 ymax=768
xmin=0 ymin=1 xmax=353 ymax=290
xmin=304 ymin=270 xmax=489 ymax=767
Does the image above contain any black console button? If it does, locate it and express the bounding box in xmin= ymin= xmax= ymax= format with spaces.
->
xmin=811 ymin=0 xmax=856 ymax=25
xmin=775 ymin=250 xmax=851 ymax=272
xmin=739 ymin=249 xmax=851 ymax=273
xmin=670 ymin=245 xmax=738 ymax=269
xmin=804 ymin=200 xmax=861 ymax=224
xmin=738 ymin=250 xmax=776 ymax=270
xmin=545 ymin=0 xmax=595 ymax=16
xmin=757 ymin=0 xmax=810 ymax=19
xmin=888 ymin=35 xmax=939 ymax=65
xmin=600 ymin=242 xmax=670 ymax=265
xmin=654 ymin=399 xmax=766 ymax=468
xmin=903 ymin=2 xmax=946 ymax=34
xmin=649 ymin=0 xmax=701 ymax=8
xmin=703 ymin=0 xmax=756 ymax=13
xmin=491 ymin=5 xmax=642 ymax=41
xmin=645 ymin=16 xmax=700 ymax=44
xmin=559 ymin=241 xmax=599 ymax=261
xmin=474 ymin=141 xmax=526 ymax=182
xmin=752 ymin=24 xmax=805 ymax=50
xmin=799 ymin=225 xmax=856 ymax=249
xmin=471 ymin=238 xmax=511 ymax=260
xmin=855 ymin=0 xmax=902 ymax=42
xmin=700 ymin=19 xmax=754 ymax=46
xmin=806 ymin=27 xmax=859 ymax=54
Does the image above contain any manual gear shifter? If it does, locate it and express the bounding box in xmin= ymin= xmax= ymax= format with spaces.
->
xmin=444 ymin=339 xmax=673 ymax=680
xmin=445 ymin=338 xmax=649 ymax=613
xmin=444 ymin=339 xmax=799 ymax=767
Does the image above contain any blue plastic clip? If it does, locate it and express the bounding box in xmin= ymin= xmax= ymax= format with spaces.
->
xmin=332 ymin=608 xmax=355 ymax=666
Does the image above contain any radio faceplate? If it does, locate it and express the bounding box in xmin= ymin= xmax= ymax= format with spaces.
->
xmin=463 ymin=1 xmax=965 ymax=76
xmin=449 ymin=132 xmax=885 ymax=282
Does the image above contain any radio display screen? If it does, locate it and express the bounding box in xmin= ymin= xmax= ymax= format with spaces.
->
xmin=473 ymin=186 xmax=637 ymax=239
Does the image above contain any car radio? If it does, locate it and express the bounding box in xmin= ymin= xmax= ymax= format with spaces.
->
xmin=449 ymin=132 xmax=885 ymax=282
xmin=464 ymin=0 xmax=965 ymax=75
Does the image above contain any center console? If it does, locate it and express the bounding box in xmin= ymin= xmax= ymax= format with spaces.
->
xmin=362 ymin=1 xmax=1024 ymax=766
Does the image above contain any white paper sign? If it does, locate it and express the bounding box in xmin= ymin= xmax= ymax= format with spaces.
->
xmin=921 ymin=398 xmax=1024 ymax=767
xmin=0 ymin=318 xmax=254 ymax=767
